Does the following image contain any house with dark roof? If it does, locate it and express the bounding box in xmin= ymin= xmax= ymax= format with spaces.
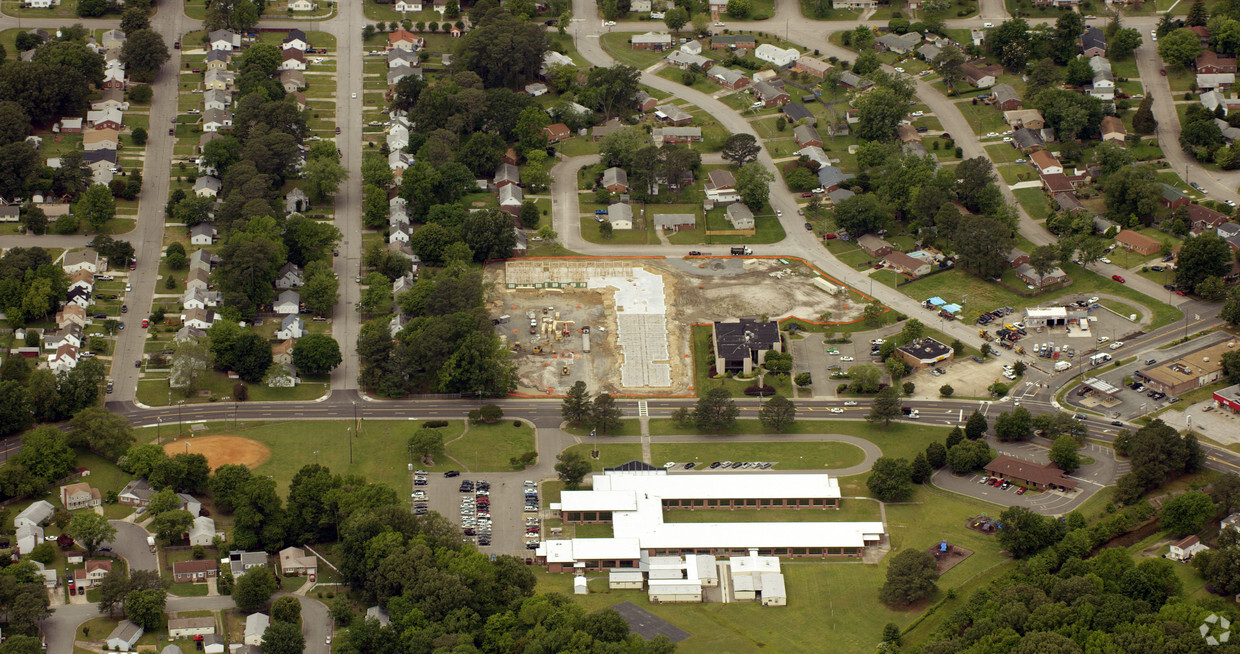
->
xmin=960 ymin=62 xmax=996 ymax=88
xmin=793 ymin=124 xmax=822 ymax=148
xmin=837 ymin=71 xmax=873 ymax=90
xmin=883 ymin=251 xmax=931 ymax=277
xmin=1080 ymin=27 xmax=1106 ymax=57
xmin=542 ymin=123 xmax=571 ymax=143
xmin=783 ymin=102 xmax=814 ymax=123
xmin=1187 ymin=203 xmax=1230 ymax=234
xmin=752 ymin=81 xmax=789 ymax=106
xmin=875 ymin=32 xmax=922 ymax=54
xmin=1115 ymin=229 xmax=1161 ymax=255
xmin=990 ymin=84 xmax=1021 ymax=110
xmin=984 ymin=454 xmax=1078 ymax=491
xmin=1011 ymin=127 xmax=1045 ymax=151
xmin=602 ymin=167 xmax=628 ymax=193
xmin=1197 ymin=50 xmax=1237 ymax=74
xmin=712 ymin=319 xmax=781 ymax=375
xmin=1015 ymin=263 xmax=1067 ymax=287
xmin=1160 ymin=184 xmax=1190 ymax=209
xmin=710 ymin=34 xmax=756 ymax=50
xmin=857 ymin=234 xmax=893 ymax=257
xmin=816 ymin=165 xmax=855 ymax=192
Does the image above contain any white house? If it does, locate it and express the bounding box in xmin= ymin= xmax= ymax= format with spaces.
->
xmin=754 ymin=44 xmax=799 ymax=67
xmin=288 ymin=0 xmax=316 ymax=10
xmin=182 ymin=308 xmax=216 ymax=330
xmin=274 ymin=290 xmax=300 ymax=315
xmin=395 ymin=0 xmax=422 ymax=10
xmin=1167 ymin=535 xmax=1208 ymax=562
xmin=275 ymin=314 xmax=304 ymax=340
xmin=705 ymin=169 xmax=739 ymax=204
xmin=208 ymin=29 xmax=241 ymax=51
xmin=194 ymin=176 xmax=222 ymax=198
xmin=1089 ymin=56 xmax=1114 ymax=101
xmin=189 ymin=516 xmax=216 ymax=547
xmin=106 ymin=621 xmax=144 ymax=652
xmin=181 ymin=288 xmax=220 ymax=311
xmin=607 ymin=203 xmax=634 ymax=230
xmin=244 ymin=613 xmax=269 ymax=647
xmin=387 ymin=120 xmax=410 ymax=151
xmin=15 ymin=500 xmax=54 ymax=529
xmin=15 ymin=524 xmax=43 ymax=555
xmin=282 ymin=29 xmax=308 ymax=51
xmin=62 ymin=249 xmax=100 ymax=274
xmin=190 ymin=224 xmax=217 ymax=246
xmin=168 ymin=617 xmax=215 ymax=640
xmin=275 ymin=263 xmax=303 ymax=289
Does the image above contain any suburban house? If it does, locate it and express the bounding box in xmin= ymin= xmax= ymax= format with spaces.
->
xmin=274 ymin=290 xmax=301 ymax=315
xmin=1030 ymin=150 xmax=1063 ymax=175
xmin=752 ymin=81 xmax=790 ymax=106
xmin=635 ymin=90 xmax=658 ymax=112
xmin=652 ymin=214 xmax=696 ymax=231
xmin=173 ymin=559 xmax=219 ymax=583
xmin=63 ymin=249 xmax=100 ymax=274
xmin=1168 ymin=535 xmax=1209 ymax=562
xmin=883 ymin=251 xmax=932 ymax=277
xmin=208 ymin=29 xmax=241 ymax=51
xmin=1197 ymin=50 xmax=1238 ymax=74
xmin=708 ymin=68 xmax=750 ymax=90
xmin=960 ymin=62 xmax=996 ymax=88
xmin=387 ymin=29 xmax=421 ymax=51
xmin=276 ymin=315 xmax=305 ymax=341
xmin=710 ymin=34 xmax=756 ymax=50
xmin=106 ymin=621 xmax=144 ymax=652
xmin=654 ymin=103 xmax=692 ymax=125
xmin=1100 ymin=115 xmax=1126 ymax=144
xmin=858 ymin=234 xmax=893 ymax=257
xmin=632 ymin=32 xmax=672 ymax=51
xmin=60 ymin=482 xmax=101 ymax=511
xmin=1015 ymin=263 xmax=1067 ymax=287
xmin=73 ymin=559 xmax=113 ymax=588
xmin=16 ymin=524 xmax=43 ymax=555
xmin=794 ymin=124 xmax=822 ymax=148
xmin=1089 ymin=56 xmax=1114 ymax=101
xmin=1159 ymin=184 xmax=1190 ymax=210
xmin=168 ymin=617 xmax=216 ymax=640
xmin=652 ymin=127 xmax=702 ymax=145
xmin=275 ymin=263 xmax=303 ymax=289
xmin=205 ymin=49 xmax=231 ymax=70
xmin=1187 ymin=203 xmax=1230 ymax=233
xmin=189 ymin=516 xmax=217 ymax=546
xmin=712 ymin=319 xmax=781 ymax=375
xmin=1115 ymin=229 xmax=1161 ymax=255
xmin=725 ymin=203 xmax=755 ymax=230
xmin=493 ymin=163 xmax=520 ymax=189
xmin=83 ymin=128 xmax=119 ymax=151
xmin=279 ymin=70 xmax=305 ymax=92
xmin=875 ymin=32 xmax=922 ymax=55
xmin=182 ymin=308 xmax=216 ymax=330
xmin=282 ymin=29 xmax=309 ymax=51
xmin=791 ymin=57 xmax=832 ymax=78
xmin=244 ymin=613 xmax=269 ymax=647
xmin=273 ymin=339 xmax=295 ymax=366
xmin=1080 ymin=26 xmax=1106 ymax=57
xmin=817 ymin=165 xmax=855 ymax=192
xmin=119 ymin=479 xmax=154 ymax=507
xmin=838 ymin=71 xmax=873 ymax=90
xmin=194 ymin=176 xmax=222 ymax=198
xmin=990 ymin=84 xmax=1021 ymax=111
xmin=279 ymin=546 xmax=318 ymax=576
xmin=190 ymin=224 xmax=217 ymax=246
xmin=499 ymin=184 xmax=524 ymax=215
xmin=602 ymin=167 xmax=628 ymax=193
xmin=1007 ymin=248 xmax=1030 ymax=268
xmin=542 ymin=123 xmax=571 ymax=143
xmin=15 ymin=501 xmax=54 ymax=529
xmin=783 ymin=102 xmax=814 ymax=124
xmin=705 ymin=170 xmax=739 ymax=204
xmin=755 ymin=44 xmax=799 ymax=67
xmin=607 ymin=203 xmax=634 ymax=230
xmin=228 ymin=551 xmax=268 ymax=577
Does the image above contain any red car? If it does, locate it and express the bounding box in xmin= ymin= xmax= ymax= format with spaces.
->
xmin=1175 ymin=289 xmax=1187 ymax=296
xmin=1160 ymin=68 xmax=1167 ymax=76
xmin=1112 ymin=275 xmax=1125 ymax=283
xmin=824 ymin=233 xmax=837 ymax=240
xmin=141 ymin=319 xmax=149 ymax=328
xmin=1016 ymin=487 xmax=1026 ymax=495
xmin=801 ymin=192 xmax=814 ymax=198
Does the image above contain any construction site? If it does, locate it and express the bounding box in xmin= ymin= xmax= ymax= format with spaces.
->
xmin=485 ymin=257 xmax=864 ymax=395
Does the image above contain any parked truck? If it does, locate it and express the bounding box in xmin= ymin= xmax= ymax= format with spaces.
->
xmin=730 ymin=247 xmax=753 ymax=255
xmin=1089 ymin=352 xmax=1111 ymax=366
xmin=147 ymin=536 xmax=156 ymax=552
xmin=1054 ymin=361 xmax=1072 ymax=372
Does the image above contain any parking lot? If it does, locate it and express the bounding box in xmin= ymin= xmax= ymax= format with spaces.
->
xmin=931 ymin=438 xmax=1124 ymax=515
xmin=419 ymin=471 xmax=536 ymax=557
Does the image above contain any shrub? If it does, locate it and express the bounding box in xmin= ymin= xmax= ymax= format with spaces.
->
xmin=424 ymin=420 xmax=449 ymax=429
xmin=743 ymin=384 xmax=777 ymax=396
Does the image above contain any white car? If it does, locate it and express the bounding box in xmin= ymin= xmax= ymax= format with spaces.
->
xmin=351 ymin=92 xmax=357 ymax=98
xmin=1014 ymin=158 xmax=1026 ymax=163
xmin=843 ymin=400 xmax=858 ymax=406
xmin=1003 ymin=373 xmax=1017 ymax=380
xmin=871 ymin=339 xmax=885 ymax=345
xmin=1002 ymin=137 xmax=1012 ymax=142
xmin=894 ymin=67 xmax=905 ymax=73
xmin=1098 ymin=257 xmax=1111 ymax=264
xmin=1088 ymin=296 xmax=1099 ymax=303
xmin=663 ymin=462 xmax=675 ymax=468
xmin=1151 ymin=31 xmax=1157 ymax=41
xmin=911 ymin=111 xmax=923 ymax=117
xmin=1109 ymin=341 xmax=1124 ymax=349
xmin=983 ymin=22 xmax=994 ymax=28
xmin=125 ymin=283 xmax=132 ymax=292
xmin=829 ymin=407 xmax=844 ymax=413
xmin=840 ymin=356 xmax=854 ymax=362
xmin=1228 ymin=200 xmax=1237 ymax=207
xmin=604 ymin=20 xmax=616 ymax=25
xmin=1097 ymin=336 xmax=1110 ymax=344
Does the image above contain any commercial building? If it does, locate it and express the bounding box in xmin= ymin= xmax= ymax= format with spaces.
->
xmin=896 ymin=337 xmax=953 ymax=370
xmin=983 ymin=455 xmax=1078 ymax=491
xmin=1213 ymin=383 xmax=1240 ymax=414
xmin=1136 ymin=340 xmax=1237 ymax=396
xmin=712 ymin=319 xmax=781 ymax=375
xmin=538 ymin=464 xmax=884 ymax=571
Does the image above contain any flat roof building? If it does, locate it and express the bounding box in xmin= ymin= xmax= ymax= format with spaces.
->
xmin=537 ymin=467 xmax=884 ymax=571
xmin=1136 ymin=339 xmax=1237 ymax=396
xmin=896 ymin=337 xmax=953 ymax=369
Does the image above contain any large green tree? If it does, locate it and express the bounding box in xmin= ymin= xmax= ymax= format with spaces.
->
xmin=866 ymin=457 xmax=913 ymax=502
xmin=878 ymin=549 xmax=938 ymax=606
xmin=1175 ymin=232 xmax=1230 ymax=294
xmin=758 ymin=394 xmax=796 ymax=433
xmin=1159 ymin=27 xmax=1203 ymax=67
xmin=693 ymin=388 xmax=739 ymax=432
xmin=233 ymin=566 xmax=278 ymax=612
xmin=1159 ymin=490 xmax=1214 ymax=536
xmin=291 ymin=334 xmax=342 ymax=377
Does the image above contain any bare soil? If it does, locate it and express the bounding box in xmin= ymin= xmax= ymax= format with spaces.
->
xmin=163 ymin=435 xmax=271 ymax=469
xmin=925 ymin=543 xmax=974 ymax=575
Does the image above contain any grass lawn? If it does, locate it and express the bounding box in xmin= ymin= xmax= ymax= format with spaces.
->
xmin=650 ymin=441 xmax=867 ymax=470
xmin=578 ymin=215 xmax=653 ymax=245
xmin=153 ymin=420 xmax=465 ymax=495
xmin=954 ymin=99 xmax=1008 ymax=136
xmin=136 ymin=371 xmax=328 ymax=406
xmin=646 ymin=419 xmax=950 ymax=463
xmin=561 ymin=443 xmax=645 ymax=471
xmin=443 ymin=421 xmax=537 ymax=471
xmin=281 ymin=575 xmax=307 ymax=592
xmin=600 ymin=32 xmax=667 ymax=69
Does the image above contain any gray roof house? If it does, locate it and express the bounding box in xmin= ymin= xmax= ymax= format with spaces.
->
xmin=14 ymin=500 xmax=54 ymax=529
xmin=228 ymin=550 xmax=268 ymax=577
xmin=244 ymin=613 xmax=269 ymax=646
xmin=107 ymin=621 xmax=145 ymax=651
xmin=875 ymin=32 xmax=922 ymax=54
xmin=817 ymin=165 xmax=855 ymax=190
xmin=602 ymin=166 xmax=628 ymax=190
xmin=725 ymin=203 xmax=755 ymax=230
xmin=285 ymin=187 xmax=309 ymax=213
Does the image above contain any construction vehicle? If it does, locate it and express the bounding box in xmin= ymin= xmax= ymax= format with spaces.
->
xmin=1015 ymin=346 xmax=1025 ymax=355
xmin=978 ymin=329 xmax=990 ymax=340
xmin=510 ymin=341 xmax=522 ymax=352
xmin=561 ymin=365 xmax=569 ymax=376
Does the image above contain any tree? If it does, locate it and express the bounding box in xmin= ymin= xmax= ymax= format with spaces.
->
xmin=879 ymin=549 xmax=938 ymax=606
xmin=1176 ymin=232 xmax=1230 ymax=294
xmin=926 ymin=441 xmax=947 ymax=468
xmin=868 ymin=386 xmax=903 ymax=426
xmin=694 ymin=388 xmax=739 ymax=432
xmin=987 ymin=19 xmax=1032 ymax=70
xmin=66 ymin=511 xmax=116 ymax=556
xmin=555 ymin=450 xmax=591 ymax=489
xmin=833 ymin=193 xmax=888 ymax=237
xmin=1160 ymin=490 xmax=1214 ymax=536
xmin=302 ymin=156 xmax=348 ymax=202
xmin=268 ymin=595 xmax=302 ymax=628
xmin=954 ymin=214 xmax=1015 ymax=279
xmin=518 ymin=201 xmax=539 ymax=229
xmin=261 ymin=621 xmax=306 ymax=654
xmin=66 ymin=407 xmax=134 ymax=460
xmin=1187 ymin=0 xmax=1208 ymax=26
xmin=994 ymin=407 xmax=1033 ymax=441
xmin=150 ymin=509 xmax=194 ymax=542
xmin=855 ymin=87 xmax=909 ymax=141
xmin=735 ymin=162 xmax=774 ymax=211
xmin=1159 ymin=28 xmax=1203 ymax=67
xmin=121 ymin=7 xmax=151 ymax=33
xmin=560 ymin=381 xmax=593 ymax=427
xmin=794 ymin=372 xmax=812 ymax=388
xmin=759 ymin=394 xmax=796 ymax=433
xmin=1212 ymin=473 xmax=1240 ymax=513
xmin=123 ymin=588 xmax=167 ymax=630
xmin=120 ymin=29 xmax=169 ymax=83
xmin=591 ymin=393 xmax=623 ymax=434
xmin=910 ymin=452 xmax=932 ymax=484
xmin=16 ymin=427 xmax=76 ymax=483
xmin=946 ymin=440 xmax=991 ymax=473
xmin=1225 ymin=287 xmax=1240 ymax=327
xmin=456 ymin=12 xmax=548 ymax=89
xmin=664 ymin=6 xmax=688 ymax=31
xmin=721 ymin=134 xmax=761 ymax=166
xmin=726 ymin=0 xmax=750 ymax=17
xmin=965 ymin=410 xmax=987 ymax=440
xmin=997 ymin=506 xmax=1061 ymax=558
xmin=1049 ymin=435 xmax=1082 ymax=473
xmin=74 ymin=183 xmax=115 ymax=232
xmin=867 ymin=457 xmax=913 ymax=502
xmin=233 ymin=566 xmax=278 ymax=612
xmin=1111 ymin=27 xmax=1144 ymax=59
xmin=290 ymin=334 xmax=341 ymax=376
xmin=300 ymin=265 xmax=338 ymax=317
xmin=933 ymin=45 xmax=967 ymax=89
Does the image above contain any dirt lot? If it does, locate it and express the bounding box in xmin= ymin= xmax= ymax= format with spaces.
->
xmin=163 ymin=435 xmax=271 ymax=469
xmin=486 ymin=258 xmax=862 ymax=395
xmin=924 ymin=543 xmax=973 ymax=574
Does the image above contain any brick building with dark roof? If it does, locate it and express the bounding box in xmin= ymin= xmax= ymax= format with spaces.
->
xmin=983 ymin=454 xmax=1078 ymax=491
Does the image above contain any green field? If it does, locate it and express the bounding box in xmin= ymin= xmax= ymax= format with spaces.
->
xmin=442 ymin=421 xmax=537 ymax=471
xmin=650 ymin=441 xmax=866 ymax=471
xmin=644 ymin=418 xmax=950 ymax=463
xmin=600 ymin=32 xmax=668 ymax=69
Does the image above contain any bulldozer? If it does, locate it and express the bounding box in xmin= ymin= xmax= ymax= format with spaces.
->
xmin=978 ymin=329 xmax=991 ymax=341
xmin=561 ymin=365 xmax=569 ymax=376
xmin=510 ymin=342 xmax=522 ymax=352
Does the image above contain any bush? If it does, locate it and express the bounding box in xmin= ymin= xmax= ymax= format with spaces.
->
xmin=940 ymin=384 xmax=954 ymax=397
xmin=743 ymin=384 xmax=777 ymax=396
xmin=423 ymin=420 xmax=449 ymax=428
xmin=513 ymin=420 xmax=523 ymax=427
xmin=902 ymin=381 xmax=914 ymax=395
xmin=192 ymin=545 xmax=205 ymax=559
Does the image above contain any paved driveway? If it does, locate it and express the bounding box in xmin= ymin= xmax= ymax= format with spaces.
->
xmin=104 ymin=521 xmax=157 ymax=572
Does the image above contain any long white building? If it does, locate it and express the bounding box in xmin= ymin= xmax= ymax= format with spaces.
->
xmin=537 ymin=463 xmax=885 ymax=571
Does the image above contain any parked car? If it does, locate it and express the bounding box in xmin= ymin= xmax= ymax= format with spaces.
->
xmin=1111 ymin=275 xmax=1125 ymax=283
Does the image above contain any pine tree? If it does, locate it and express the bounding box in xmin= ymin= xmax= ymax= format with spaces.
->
xmin=1187 ymin=0 xmax=1208 ymax=26
xmin=1133 ymin=96 xmax=1158 ymax=135
xmin=867 ymin=386 xmax=903 ymax=426
xmin=965 ymin=410 xmax=988 ymax=440
xmin=560 ymin=381 xmax=593 ymax=427
xmin=910 ymin=452 xmax=933 ymax=484
xmin=591 ymin=393 xmax=623 ymax=434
